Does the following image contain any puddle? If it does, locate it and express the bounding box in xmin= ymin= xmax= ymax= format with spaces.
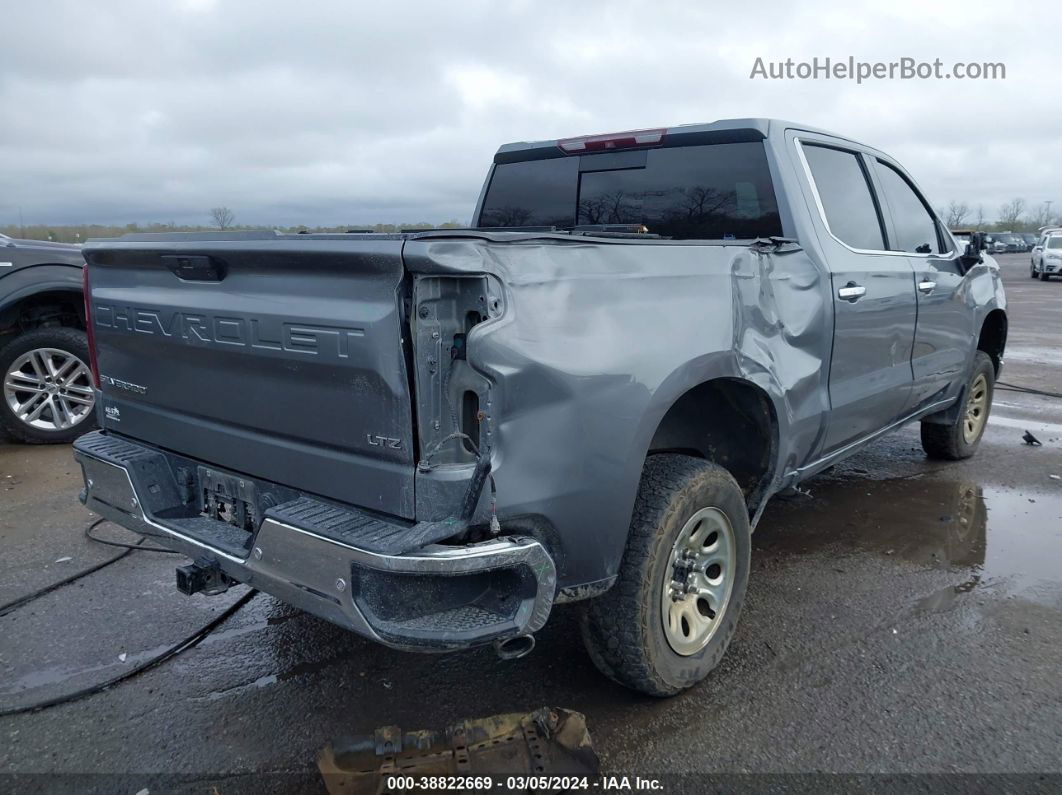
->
xmin=759 ymin=478 xmax=1062 ymax=590
xmin=191 ymin=655 xmax=344 ymax=702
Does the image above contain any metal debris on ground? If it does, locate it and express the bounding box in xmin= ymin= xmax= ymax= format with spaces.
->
xmin=318 ymin=708 xmax=599 ymax=794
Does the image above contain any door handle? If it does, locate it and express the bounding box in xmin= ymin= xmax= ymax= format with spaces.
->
xmin=837 ymin=283 xmax=867 ymax=301
xmin=917 ymin=280 xmax=936 ymax=294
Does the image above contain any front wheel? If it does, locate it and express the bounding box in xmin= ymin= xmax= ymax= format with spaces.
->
xmin=580 ymin=455 xmax=750 ymax=697
xmin=0 ymin=327 xmax=98 ymax=444
xmin=1040 ymin=270 xmax=1051 ymax=281
xmin=920 ymin=351 xmax=995 ymax=460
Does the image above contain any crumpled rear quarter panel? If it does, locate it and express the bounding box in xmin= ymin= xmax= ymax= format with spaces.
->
xmin=404 ymin=237 xmax=833 ymax=588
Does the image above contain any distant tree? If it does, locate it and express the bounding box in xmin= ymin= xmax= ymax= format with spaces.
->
xmin=210 ymin=206 xmax=235 ymax=230
xmin=942 ymin=201 xmax=970 ymax=228
xmin=997 ymin=198 xmax=1026 ymax=229
xmin=1029 ymin=201 xmax=1055 ymax=229
xmin=973 ymin=205 xmax=986 ymax=229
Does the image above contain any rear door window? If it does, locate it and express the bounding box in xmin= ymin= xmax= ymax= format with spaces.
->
xmin=801 ymin=143 xmax=886 ymax=251
xmin=478 ymin=142 xmax=782 ymax=240
xmin=874 ymin=161 xmax=944 ymax=254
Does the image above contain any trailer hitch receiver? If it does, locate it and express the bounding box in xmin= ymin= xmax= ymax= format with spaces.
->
xmin=176 ymin=558 xmax=234 ymax=596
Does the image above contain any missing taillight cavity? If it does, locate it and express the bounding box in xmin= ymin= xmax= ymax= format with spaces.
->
xmin=461 ymin=390 xmax=481 ymax=453
xmin=557 ymin=128 xmax=667 ymax=154
xmin=82 ymin=265 xmax=100 ymax=388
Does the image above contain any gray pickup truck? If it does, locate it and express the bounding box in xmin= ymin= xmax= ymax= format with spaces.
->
xmin=73 ymin=118 xmax=1006 ymax=696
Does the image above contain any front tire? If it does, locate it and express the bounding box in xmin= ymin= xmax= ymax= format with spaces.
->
xmin=580 ymin=455 xmax=751 ymax=697
xmin=0 ymin=327 xmax=98 ymax=444
xmin=920 ymin=351 xmax=994 ymax=460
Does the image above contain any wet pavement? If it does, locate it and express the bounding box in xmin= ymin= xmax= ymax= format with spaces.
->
xmin=1 ymin=254 xmax=1060 ymax=789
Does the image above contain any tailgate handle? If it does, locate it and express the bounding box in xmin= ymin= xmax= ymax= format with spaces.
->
xmin=162 ymin=255 xmax=224 ymax=282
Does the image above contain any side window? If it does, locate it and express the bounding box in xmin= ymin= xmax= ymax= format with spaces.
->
xmin=875 ymin=161 xmax=943 ymax=254
xmin=801 ymin=144 xmax=886 ymax=251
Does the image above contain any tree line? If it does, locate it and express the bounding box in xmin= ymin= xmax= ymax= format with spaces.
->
xmin=2 ymin=206 xmax=467 ymax=244
xmin=937 ymin=199 xmax=1059 ymax=232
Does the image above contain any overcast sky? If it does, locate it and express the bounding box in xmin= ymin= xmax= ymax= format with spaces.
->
xmin=2 ymin=0 xmax=1059 ymax=228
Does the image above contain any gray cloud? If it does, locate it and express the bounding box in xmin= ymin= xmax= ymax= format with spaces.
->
xmin=1 ymin=0 xmax=1058 ymax=227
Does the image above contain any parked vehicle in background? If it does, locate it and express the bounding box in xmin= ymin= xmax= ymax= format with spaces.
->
xmin=1031 ymin=233 xmax=1062 ymax=280
xmin=950 ymin=229 xmax=979 ymax=252
xmin=74 ymin=119 xmax=1006 ymax=696
xmin=0 ymin=233 xmax=95 ymax=443
xmin=986 ymin=234 xmax=1008 ymax=254
xmin=998 ymin=233 xmax=1023 ymax=253
xmin=1021 ymin=233 xmax=1039 ymax=250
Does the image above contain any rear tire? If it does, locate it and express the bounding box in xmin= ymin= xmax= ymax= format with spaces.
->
xmin=920 ymin=351 xmax=994 ymax=461
xmin=0 ymin=327 xmax=98 ymax=444
xmin=580 ymin=454 xmax=750 ymax=697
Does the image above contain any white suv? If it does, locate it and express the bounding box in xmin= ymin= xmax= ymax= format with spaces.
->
xmin=1031 ymin=234 xmax=1062 ymax=280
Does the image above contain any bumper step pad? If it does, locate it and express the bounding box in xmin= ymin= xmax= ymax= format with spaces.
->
xmin=266 ymin=497 xmax=465 ymax=556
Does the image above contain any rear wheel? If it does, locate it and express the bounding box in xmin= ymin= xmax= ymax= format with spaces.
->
xmin=920 ymin=351 xmax=994 ymax=460
xmin=1030 ymin=261 xmax=1037 ymax=278
xmin=580 ymin=455 xmax=750 ymax=696
xmin=0 ymin=327 xmax=97 ymax=444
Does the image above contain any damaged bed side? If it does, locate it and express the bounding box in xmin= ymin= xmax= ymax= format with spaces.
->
xmin=402 ymin=231 xmax=833 ymax=597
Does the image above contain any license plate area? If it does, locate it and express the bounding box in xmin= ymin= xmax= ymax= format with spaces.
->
xmin=198 ymin=465 xmax=259 ymax=532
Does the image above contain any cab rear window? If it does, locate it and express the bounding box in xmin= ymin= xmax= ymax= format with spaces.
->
xmin=478 ymin=142 xmax=782 ymax=240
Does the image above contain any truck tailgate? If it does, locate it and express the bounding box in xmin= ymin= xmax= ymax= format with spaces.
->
xmin=83 ymin=235 xmax=417 ymax=518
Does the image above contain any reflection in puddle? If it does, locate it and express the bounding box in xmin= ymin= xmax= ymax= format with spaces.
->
xmin=759 ymin=477 xmax=1062 ymax=597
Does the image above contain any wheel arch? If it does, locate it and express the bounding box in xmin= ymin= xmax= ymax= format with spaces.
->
xmin=644 ymin=375 xmax=781 ymax=518
xmin=977 ymin=308 xmax=1007 ymax=376
xmin=0 ymin=265 xmax=85 ymax=341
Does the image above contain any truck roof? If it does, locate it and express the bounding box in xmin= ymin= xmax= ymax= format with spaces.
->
xmin=493 ymin=118 xmax=857 ymax=164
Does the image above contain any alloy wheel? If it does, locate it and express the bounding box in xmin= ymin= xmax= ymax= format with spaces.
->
xmin=3 ymin=347 xmax=95 ymax=432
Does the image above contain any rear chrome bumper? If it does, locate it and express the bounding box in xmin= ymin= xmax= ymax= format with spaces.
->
xmin=73 ymin=431 xmax=556 ymax=651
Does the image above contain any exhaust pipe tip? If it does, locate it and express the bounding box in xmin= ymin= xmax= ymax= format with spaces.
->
xmin=494 ymin=634 xmax=535 ymax=661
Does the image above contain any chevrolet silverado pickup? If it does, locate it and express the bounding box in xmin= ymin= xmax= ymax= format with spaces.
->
xmin=73 ymin=119 xmax=1006 ymax=696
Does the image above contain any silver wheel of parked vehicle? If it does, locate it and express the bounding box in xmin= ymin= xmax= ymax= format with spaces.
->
xmin=962 ymin=373 xmax=989 ymax=445
xmin=4 ymin=347 xmax=95 ymax=432
xmin=660 ymin=506 xmax=736 ymax=656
